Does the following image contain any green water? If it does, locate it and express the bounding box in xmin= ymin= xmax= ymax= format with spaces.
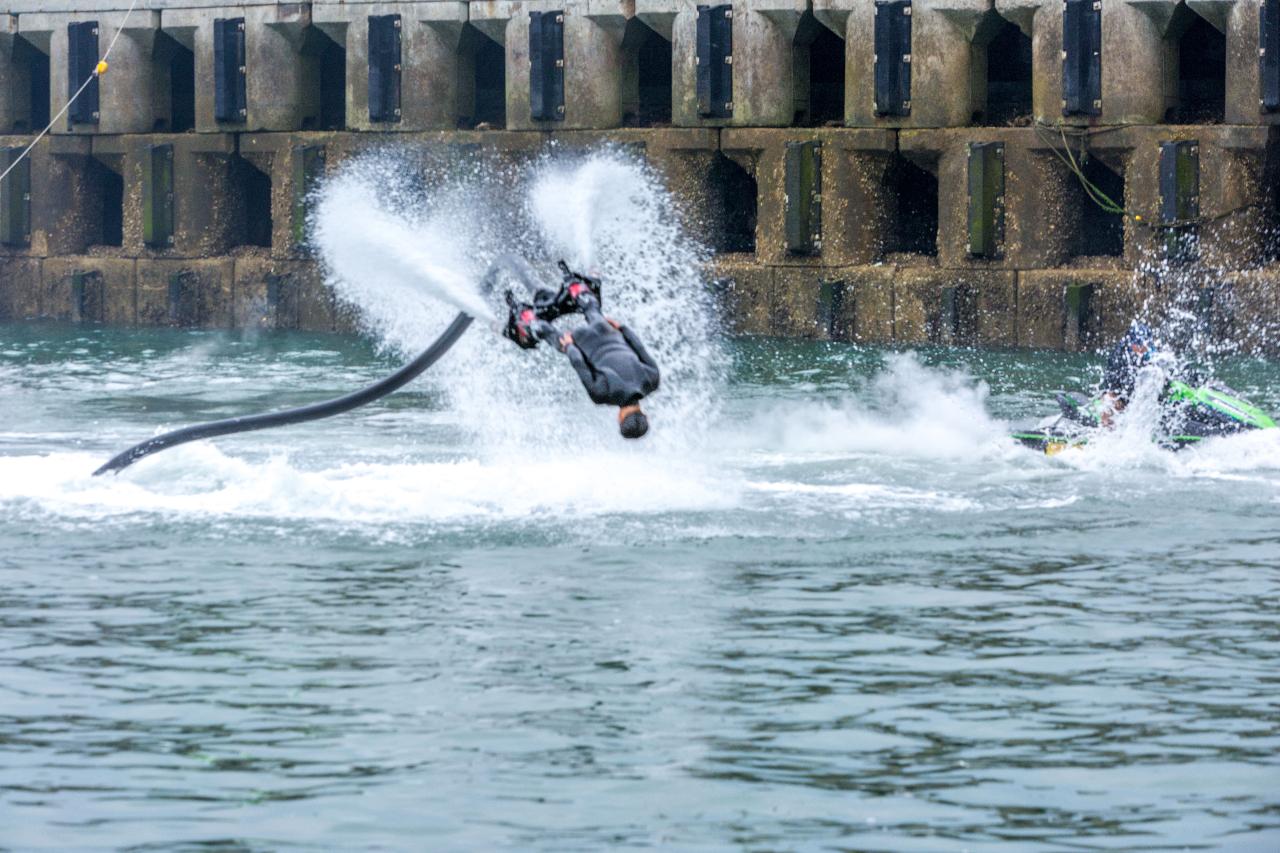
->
xmin=2 ymin=322 xmax=1279 ymax=850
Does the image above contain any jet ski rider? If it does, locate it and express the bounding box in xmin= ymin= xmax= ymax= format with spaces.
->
xmin=1100 ymin=321 xmax=1157 ymax=428
xmin=504 ymin=263 xmax=660 ymax=439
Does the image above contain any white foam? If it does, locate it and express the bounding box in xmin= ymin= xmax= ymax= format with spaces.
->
xmin=0 ymin=445 xmax=739 ymax=526
xmin=748 ymin=480 xmax=978 ymax=512
xmin=715 ymin=353 xmax=1014 ymax=462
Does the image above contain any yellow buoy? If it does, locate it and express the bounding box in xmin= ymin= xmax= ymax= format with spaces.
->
xmin=96 ymin=60 xmax=108 ymax=75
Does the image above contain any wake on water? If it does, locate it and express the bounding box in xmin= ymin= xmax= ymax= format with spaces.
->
xmin=1 ymin=147 xmax=1277 ymax=528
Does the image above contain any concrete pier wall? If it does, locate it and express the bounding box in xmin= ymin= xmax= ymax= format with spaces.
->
xmin=0 ymin=0 xmax=1278 ymax=352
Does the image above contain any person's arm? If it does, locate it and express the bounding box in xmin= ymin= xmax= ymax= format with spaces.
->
xmin=1099 ymin=392 xmax=1124 ymax=428
xmin=608 ymin=321 xmax=660 ymax=394
xmin=564 ymin=343 xmax=612 ymax=401
xmin=616 ymin=324 xmax=659 ymax=372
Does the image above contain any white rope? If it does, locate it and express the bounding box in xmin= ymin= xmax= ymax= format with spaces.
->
xmin=0 ymin=0 xmax=141 ymax=185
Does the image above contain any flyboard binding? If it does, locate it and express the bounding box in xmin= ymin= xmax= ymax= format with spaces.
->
xmin=1012 ymin=380 xmax=1278 ymax=455
xmin=502 ymin=260 xmax=602 ymax=349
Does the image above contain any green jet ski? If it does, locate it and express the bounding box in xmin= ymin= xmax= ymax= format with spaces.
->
xmin=1012 ymin=379 xmax=1278 ymax=455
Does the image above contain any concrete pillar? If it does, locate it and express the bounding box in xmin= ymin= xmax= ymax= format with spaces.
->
xmin=894 ymin=268 xmax=1019 ymax=346
xmin=0 ymin=257 xmax=42 ymax=319
xmin=313 ymin=1 xmax=471 ymax=131
xmin=41 ymin=257 xmax=136 ymax=323
xmin=162 ymin=4 xmax=316 ymax=132
xmin=737 ymin=0 xmax=807 ymax=126
xmin=1219 ymin=0 xmax=1276 ymax=125
xmin=816 ymin=0 xmax=989 ymax=128
xmin=663 ymin=0 xmax=807 ymax=127
xmin=721 ymin=128 xmax=898 ymax=265
xmin=1115 ymin=125 xmax=1275 ymax=270
xmin=0 ymin=17 xmax=42 ymax=133
xmin=238 ymin=131 xmax=346 ymax=259
xmin=976 ymin=0 xmax=1269 ymax=128
xmin=22 ymin=9 xmax=165 ymax=135
xmin=92 ymin=133 xmax=252 ymax=258
xmin=233 ymin=256 xmax=333 ymax=331
xmin=136 ymin=257 xmax=235 ymax=327
xmin=1041 ymin=126 xmax=1276 ymax=275
xmin=822 ymin=131 xmax=905 ymax=263
xmin=22 ymin=136 xmax=129 ymax=256
xmin=1017 ymin=268 xmax=1141 ymax=349
xmin=900 ymin=127 xmax=1111 ymax=271
xmin=9 ymin=13 xmax=53 ymax=133
xmin=0 ymin=21 xmax=20 ymax=132
xmin=1008 ymin=0 xmax=1166 ymax=126
xmin=471 ymin=0 xmax=629 ymax=130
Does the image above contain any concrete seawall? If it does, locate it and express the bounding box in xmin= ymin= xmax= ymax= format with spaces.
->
xmin=0 ymin=0 xmax=1278 ymax=351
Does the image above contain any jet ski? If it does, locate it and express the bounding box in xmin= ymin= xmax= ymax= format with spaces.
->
xmin=1012 ymin=379 xmax=1278 ymax=455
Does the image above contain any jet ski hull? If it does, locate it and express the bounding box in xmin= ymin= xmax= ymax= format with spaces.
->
xmin=1011 ymin=381 xmax=1276 ymax=454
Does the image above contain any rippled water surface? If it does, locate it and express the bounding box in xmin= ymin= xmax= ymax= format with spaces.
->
xmin=2 ymin=322 xmax=1279 ymax=851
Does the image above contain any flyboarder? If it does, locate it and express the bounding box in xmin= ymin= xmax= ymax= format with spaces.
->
xmin=1099 ymin=321 xmax=1158 ymax=427
xmin=503 ymin=263 xmax=659 ymax=439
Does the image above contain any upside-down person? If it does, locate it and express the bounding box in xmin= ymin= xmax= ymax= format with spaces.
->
xmin=503 ymin=263 xmax=660 ymax=439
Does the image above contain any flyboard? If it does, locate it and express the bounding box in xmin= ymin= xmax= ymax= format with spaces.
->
xmin=1011 ymin=380 xmax=1277 ymax=455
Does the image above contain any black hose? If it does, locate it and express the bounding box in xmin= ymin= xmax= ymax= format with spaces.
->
xmin=93 ymin=312 xmax=473 ymax=476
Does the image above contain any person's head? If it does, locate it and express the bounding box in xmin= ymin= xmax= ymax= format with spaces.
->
xmin=618 ymin=403 xmax=649 ymax=439
xmin=1125 ymin=321 xmax=1156 ymax=362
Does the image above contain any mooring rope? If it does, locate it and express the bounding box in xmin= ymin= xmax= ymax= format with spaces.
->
xmin=0 ymin=0 xmax=140 ymax=186
xmin=1033 ymin=120 xmax=1266 ymax=232
xmin=1034 ymin=121 xmax=1137 ymax=221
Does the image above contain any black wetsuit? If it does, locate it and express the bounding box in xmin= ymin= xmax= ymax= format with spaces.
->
xmin=540 ymin=301 xmax=659 ymax=406
xmin=1102 ymin=339 xmax=1146 ymax=402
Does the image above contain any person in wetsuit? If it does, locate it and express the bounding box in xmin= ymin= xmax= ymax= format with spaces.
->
xmin=1099 ymin=321 xmax=1157 ymax=427
xmin=504 ymin=266 xmax=660 ymax=439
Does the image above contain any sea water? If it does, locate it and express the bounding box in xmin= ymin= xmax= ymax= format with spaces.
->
xmin=1 ymin=153 xmax=1278 ymax=850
